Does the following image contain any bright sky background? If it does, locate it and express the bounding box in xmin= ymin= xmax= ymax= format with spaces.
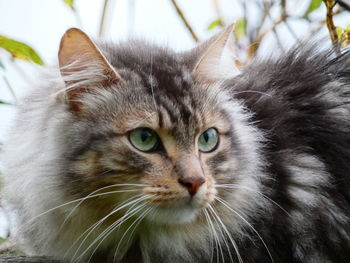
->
xmin=0 ymin=0 xmax=349 ymax=140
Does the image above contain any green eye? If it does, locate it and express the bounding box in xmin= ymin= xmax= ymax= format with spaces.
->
xmin=198 ymin=128 xmax=219 ymax=153
xmin=129 ymin=128 xmax=159 ymax=152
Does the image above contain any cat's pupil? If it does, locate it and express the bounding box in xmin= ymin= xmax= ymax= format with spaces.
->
xmin=203 ymin=132 xmax=209 ymax=142
xmin=141 ymin=130 xmax=151 ymax=142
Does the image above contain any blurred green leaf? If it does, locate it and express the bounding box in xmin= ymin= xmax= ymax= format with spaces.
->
xmin=234 ymin=18 xmax=246 ymax=40
xmin=304 ymin=0 xmax=322 ymax=17
xmin=0 ymin=36 xmax=44 ymax=65
xmin=336 ymin=27 xmax=344 ymax=37
xmin=336 ymin=26 xmax=350 ymax=47
xmin=0 ymin=60 xmax=4 ymax=69
xmin=63 ymin=0 xmax=75 ymax=9
xmin=207 ymin=19 xmax=223 ymax=30
xmin=0 ymin=237 xmax=6 ymax=245
xmin=0 ymin=100 xmax=12 ymax=105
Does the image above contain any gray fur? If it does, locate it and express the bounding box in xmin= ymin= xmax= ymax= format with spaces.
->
xmin=1 ymin=35 xmax=350 ymax=263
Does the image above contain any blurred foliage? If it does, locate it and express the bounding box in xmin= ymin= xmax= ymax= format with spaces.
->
xmin=203 ymin=0 xmax=349 ymax=63
xmin=63 ymin=0 xmax=75 ymax=9
xmin=0 ymin=100 xmax=12 ymax=105
xmin=207 ymin=19 xmax=223 ymax=30
xmin=0 ymin=36 xmax=44 ymax=65
xmin=336 ymin=25 xmax=350 ymax=47
xmin=234 ymin=18 xmax=247 ymax=40
xmin=304 ymin=0 xmax=323 ymax=17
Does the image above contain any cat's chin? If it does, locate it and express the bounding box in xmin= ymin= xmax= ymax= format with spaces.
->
xmin=146 ymin=196 xmax=211 ymax=225
xmin=146 ymin=205 xmax=202 ymax=225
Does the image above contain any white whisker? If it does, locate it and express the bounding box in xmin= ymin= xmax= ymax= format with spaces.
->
xmin=68 ymin=194 xmax=149 ymax=261
xmin=232 ymin=90 xmax=272 ymax=97
xmin=85 ymin=202 xmax=150 ymax=263
xmin=215 ymin=196 xmax=274 ymax=263
xmin=21 ymin=183 xmax=149 ymax=231
xmin=60 ymin=184 xmax=148 ymax=230
xmin=149 ymin=52 xmax=158 ymax=112
xmin=207 ymin=206 xmax=226 ymax=263
xmin=73 ymin=198 xmax=148 ymax=262
xmin=208 ymin=204 xmax=243 ymax=263
xmin=203 ymin=209 xmax=217 ymax=263
xmin=59 ymin=189 xmax=141 ymax=232
xmin=208 ymin=205 xmax=231 ymax=263
xmin=210 ymin=207 xmax=232 ymax=263
xmin=122 ymin=204 xmax=157 ymax=254
xmin=113 ymin=206 xmax=154 ymax=262
xmin=64 ymin=194 xmax=143 ymax=259
xmin=215 ymin=184 xmax=291 ymax=217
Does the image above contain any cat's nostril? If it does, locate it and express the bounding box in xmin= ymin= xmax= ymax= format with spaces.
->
xmin=178 ymin=177 xmax=205 ymax=196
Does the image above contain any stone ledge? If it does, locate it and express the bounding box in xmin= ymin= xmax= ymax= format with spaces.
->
xmin=0 ymin=256 xmax=61 ymax=263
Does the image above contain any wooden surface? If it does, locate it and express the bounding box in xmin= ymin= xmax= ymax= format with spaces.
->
xmin=0 ymin=256 xmax=61 ymax=262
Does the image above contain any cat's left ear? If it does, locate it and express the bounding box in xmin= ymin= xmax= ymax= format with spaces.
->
xmin=192 ymin=24 xmax=240 ymax=82
xmin=58 ymin=28 xmax=122 ymax=112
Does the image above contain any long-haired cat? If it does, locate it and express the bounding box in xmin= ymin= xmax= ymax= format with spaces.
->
xmin=1 ymin=26 xmax=349 ymax=263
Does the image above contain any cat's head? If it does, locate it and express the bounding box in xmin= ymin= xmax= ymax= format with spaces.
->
xmin=57 ymin=27 xmax=265 ymax=227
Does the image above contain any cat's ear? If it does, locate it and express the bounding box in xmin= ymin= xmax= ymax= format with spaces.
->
xmin=192 ymin=24 xmax=240 ymax=82
xmin=58 ymin=28 xmax=122 ymax=111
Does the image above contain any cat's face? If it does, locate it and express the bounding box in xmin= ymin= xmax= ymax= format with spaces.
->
xmin=59 ymin=28 xmax=264 ymax=232
xmin=69 ymin=67 xmax=236 ymax=225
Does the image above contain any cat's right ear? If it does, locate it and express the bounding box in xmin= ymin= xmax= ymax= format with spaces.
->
xmin=191 ymin=24 xmax=240 ymax=82
xmin=58 ymin=28 xmax=122 ymax=112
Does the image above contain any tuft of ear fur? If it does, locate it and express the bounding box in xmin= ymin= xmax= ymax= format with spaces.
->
xmin=58 ymin=28 xmax=121 ymax=112
xmin=192 ymin=24 xmax=240 ymax=82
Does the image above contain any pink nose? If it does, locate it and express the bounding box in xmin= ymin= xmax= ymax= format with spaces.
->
xmin=178 ymin=177 xmax=205 ymax=196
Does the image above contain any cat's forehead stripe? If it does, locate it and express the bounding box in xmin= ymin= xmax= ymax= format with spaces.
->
xmin=136 ymin=70 xmax=205 ymax=134
xmin=103 ymin=43 xmax=225 ymax=137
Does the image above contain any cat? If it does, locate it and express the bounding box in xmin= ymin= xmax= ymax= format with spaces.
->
xmin=1 ymin=25 xmax=350 ymax=263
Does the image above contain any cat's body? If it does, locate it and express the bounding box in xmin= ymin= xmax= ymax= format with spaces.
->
xmin=1 ymin=28 xmax=350 ymax=263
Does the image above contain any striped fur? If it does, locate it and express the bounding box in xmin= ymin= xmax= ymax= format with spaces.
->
xmin=1 ymin=31 xmax=350 ymax=263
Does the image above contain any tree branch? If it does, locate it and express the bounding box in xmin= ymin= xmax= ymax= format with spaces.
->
xmin=2 ymin=75 xmax=17 ymax=104
xmin=99 ymin=0 xmax=111 ymax=38
xmin=338 ymin=0 xmax=350 ymax=11
xmin=249 ymin=1 xmax=270 ymax=44
xmin=170 ymin=0 xmax=199 ymax=42
xmin=280 ymin=0 xmax=299 ymax=42
xmin=323 ymin=0 xmax=341 ymax=54
xmin=247 ymin=2 xmax=286 ymax=59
